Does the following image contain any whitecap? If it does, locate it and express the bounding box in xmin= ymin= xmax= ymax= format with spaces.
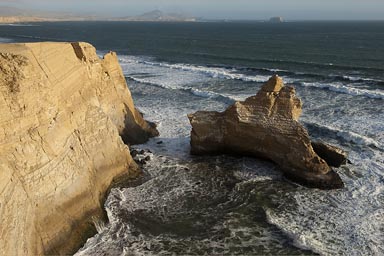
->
xmin=300 ymin=82 xmax=384 ymax=99
xmin=304 ymin=121 xmax=381 ymax=149
xmin=127 ymin=75 xmax=236 ymax=104
xmin=341 ymin=75 xmax=378 ymax=82
xmin=119 ymin=55 xmax=271 ymax=83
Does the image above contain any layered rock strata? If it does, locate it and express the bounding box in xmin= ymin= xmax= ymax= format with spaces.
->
xmin=188 ymin=75 xmax=345 ymax=189
xmin=0 ymin=42 xmax=158 ymax=255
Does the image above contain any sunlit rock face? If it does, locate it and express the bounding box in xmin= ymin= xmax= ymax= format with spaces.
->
xmin=0 ymin=42 xmax=158 ymax=255
xmin=188 ymin=75 xmax=345 ymax=190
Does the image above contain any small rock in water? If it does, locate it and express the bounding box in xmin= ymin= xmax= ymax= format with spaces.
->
xmin=144 ymin=156 xmax=151 ymax=161
xmin=130 ymin=149 xmax=138 ymax=157
xmin=139 ymin=149 xmax=145 ymax=155
xmin=156 ymin=141 xmax=163 ymax=144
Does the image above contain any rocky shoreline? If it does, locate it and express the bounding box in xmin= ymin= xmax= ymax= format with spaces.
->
xmin=0 ymin=43 xmax=348 ymax=255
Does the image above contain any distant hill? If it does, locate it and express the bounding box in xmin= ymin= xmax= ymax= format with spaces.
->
xmin=0 ymin=6 xmax=29 ymax=16
xmin=112 ymin=10 xmax=197 ymax=22
xmin=0 ymin=6 xmax=97 ymax=23
xmin=0 ymin=6 xmax=80 ymax=19
xmin=0 ymin=6 xmax=196 ymax=23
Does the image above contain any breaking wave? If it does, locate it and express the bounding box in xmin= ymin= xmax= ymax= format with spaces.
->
xmin=120 ymin=56 xmax=273 ymax=83
xmin=304 ymin=121 xmax=381 ymax=149
xmin=300 ymin=82 xmax=384 ymax=100
xmin=127 ymin=75 xmax=236 ymax=104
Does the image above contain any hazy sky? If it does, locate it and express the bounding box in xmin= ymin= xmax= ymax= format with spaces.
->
xmin=2 ymin=0 xmax=384 ymax=20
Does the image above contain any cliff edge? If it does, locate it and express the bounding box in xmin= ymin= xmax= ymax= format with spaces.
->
xmin=0 ymin=42 xmax=158 ymax=255
xmin=188 ymin=75 xmax=346 ymax=189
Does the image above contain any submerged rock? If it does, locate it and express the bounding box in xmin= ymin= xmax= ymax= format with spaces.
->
xmin=188 ymin=75 xmax=345 ymax=190
xmin=0 ymin=42 xmax=158 ymax=255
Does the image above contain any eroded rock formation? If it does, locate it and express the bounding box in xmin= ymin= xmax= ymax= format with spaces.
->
xmin=188 ymin=75 xmax=345 ymax=189
xmin=0 ymin=42 xmax=158 ymax=255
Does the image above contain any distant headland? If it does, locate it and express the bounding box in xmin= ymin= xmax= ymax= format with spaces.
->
xmin=269 ymin=16 xmax=284 ymax=23
xmin=0 ymin=6 xmax=197 ymax=23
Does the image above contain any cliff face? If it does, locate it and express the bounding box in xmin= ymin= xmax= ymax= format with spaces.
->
xmin=188 ymin=75 xmax=344 ymax=189
xmin=0 ymin=42 xmax=158 ymax=255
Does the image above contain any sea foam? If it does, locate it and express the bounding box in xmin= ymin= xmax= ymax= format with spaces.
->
xmin=127 ymin=75 xmax=236 ymax=104
xmin=304 ymin=121 xmax=381 ymax=149
xmin=300 ymin=82 xmax=384 ymax=100
xmin=119 ymin=55 xmax=271 ymax=83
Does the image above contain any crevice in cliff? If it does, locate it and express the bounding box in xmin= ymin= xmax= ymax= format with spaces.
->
xmin=71 ymin=42 xmax=86 ymax=62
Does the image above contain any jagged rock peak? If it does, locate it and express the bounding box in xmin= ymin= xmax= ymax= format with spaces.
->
xmin=188 ymin=76 xmax=346 ymax=190
xmin=259 ymin=74 xmax=284 ymax=92
xmin=243 ymin=75 xmax=302 ymax=121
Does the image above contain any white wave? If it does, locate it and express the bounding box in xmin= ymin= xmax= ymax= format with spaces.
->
xmin=265 ymin=152 xmax=384 ymax=256
xmin=121 ymin=55 xmax=382 ymax=101
xmin=338 ymin=75 xmax=384 ymax=85
xmin=301 ymin=82 xmax=384 ymax=99
xmin=336 ymin=130 xmax=380 ymax=148
xmin=119 ymin=55 xmax=271 ymax=83
xmin=127 ymin=75 xmax=236 ymax=103
xmin=189 ymin=88 xmax=235 ymax=102
xmin=305 ymin=121 xmax=381 ymax=148
xmin=127 ymin=75 xmax=180 ymax=90
xmin=267 ymin=68 xmax=289 ymax=73
xmin=341 ymin=75 xmax=378 ymax=82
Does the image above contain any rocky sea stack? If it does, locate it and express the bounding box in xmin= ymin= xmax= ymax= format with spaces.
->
xmin=188 ymin=75 xmax=347 ymax=190
xmin=0 ymin=42 xmax=158 ymax=255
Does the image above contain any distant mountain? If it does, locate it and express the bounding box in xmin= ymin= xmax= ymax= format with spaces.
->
xmin=0 ymin=6 xmax=30 ymax=16
xmin=0 ymin=6 xmax=51 ymax=23
xmin=137 ymin=10 xmax=165 ymax=20
xmin=114 ymin=10 xmax=197 ymax=22
xmin=0 ymin=6 xmax=96 ymax=23
xmin=0 ymin=6 xmax=76 ymax=18
xmin=0 ymin=6 xmax=196 ymax=23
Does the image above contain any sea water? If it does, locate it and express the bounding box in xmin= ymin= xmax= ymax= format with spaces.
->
xmin=1 ymin=21 xmax=383 ymax=255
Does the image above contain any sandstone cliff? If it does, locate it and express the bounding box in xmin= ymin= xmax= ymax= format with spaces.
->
xmin=0 ymin=42 xmax=158 ymax=255
xmin=188 ymin=75 xmax=345 ymax=189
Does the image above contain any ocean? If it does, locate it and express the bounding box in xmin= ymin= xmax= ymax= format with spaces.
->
xmin=1 ymin=21 xmax=383 ymax=255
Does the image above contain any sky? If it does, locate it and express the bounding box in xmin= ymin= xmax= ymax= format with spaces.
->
xmin=1 ymin=0 xmax=384 ymax=20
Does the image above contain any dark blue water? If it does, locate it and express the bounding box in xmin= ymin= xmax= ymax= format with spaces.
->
xmin=1 ymin=21 xmax=383 ymax=255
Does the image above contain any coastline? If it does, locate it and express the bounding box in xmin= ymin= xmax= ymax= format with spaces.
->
xmin=49 ymin=166 xmax=141 ymax=255
xmin=1 ymin=21 xmax=383 ymax=255
xmin=0 ymin=42 xmax=158 ymax=255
